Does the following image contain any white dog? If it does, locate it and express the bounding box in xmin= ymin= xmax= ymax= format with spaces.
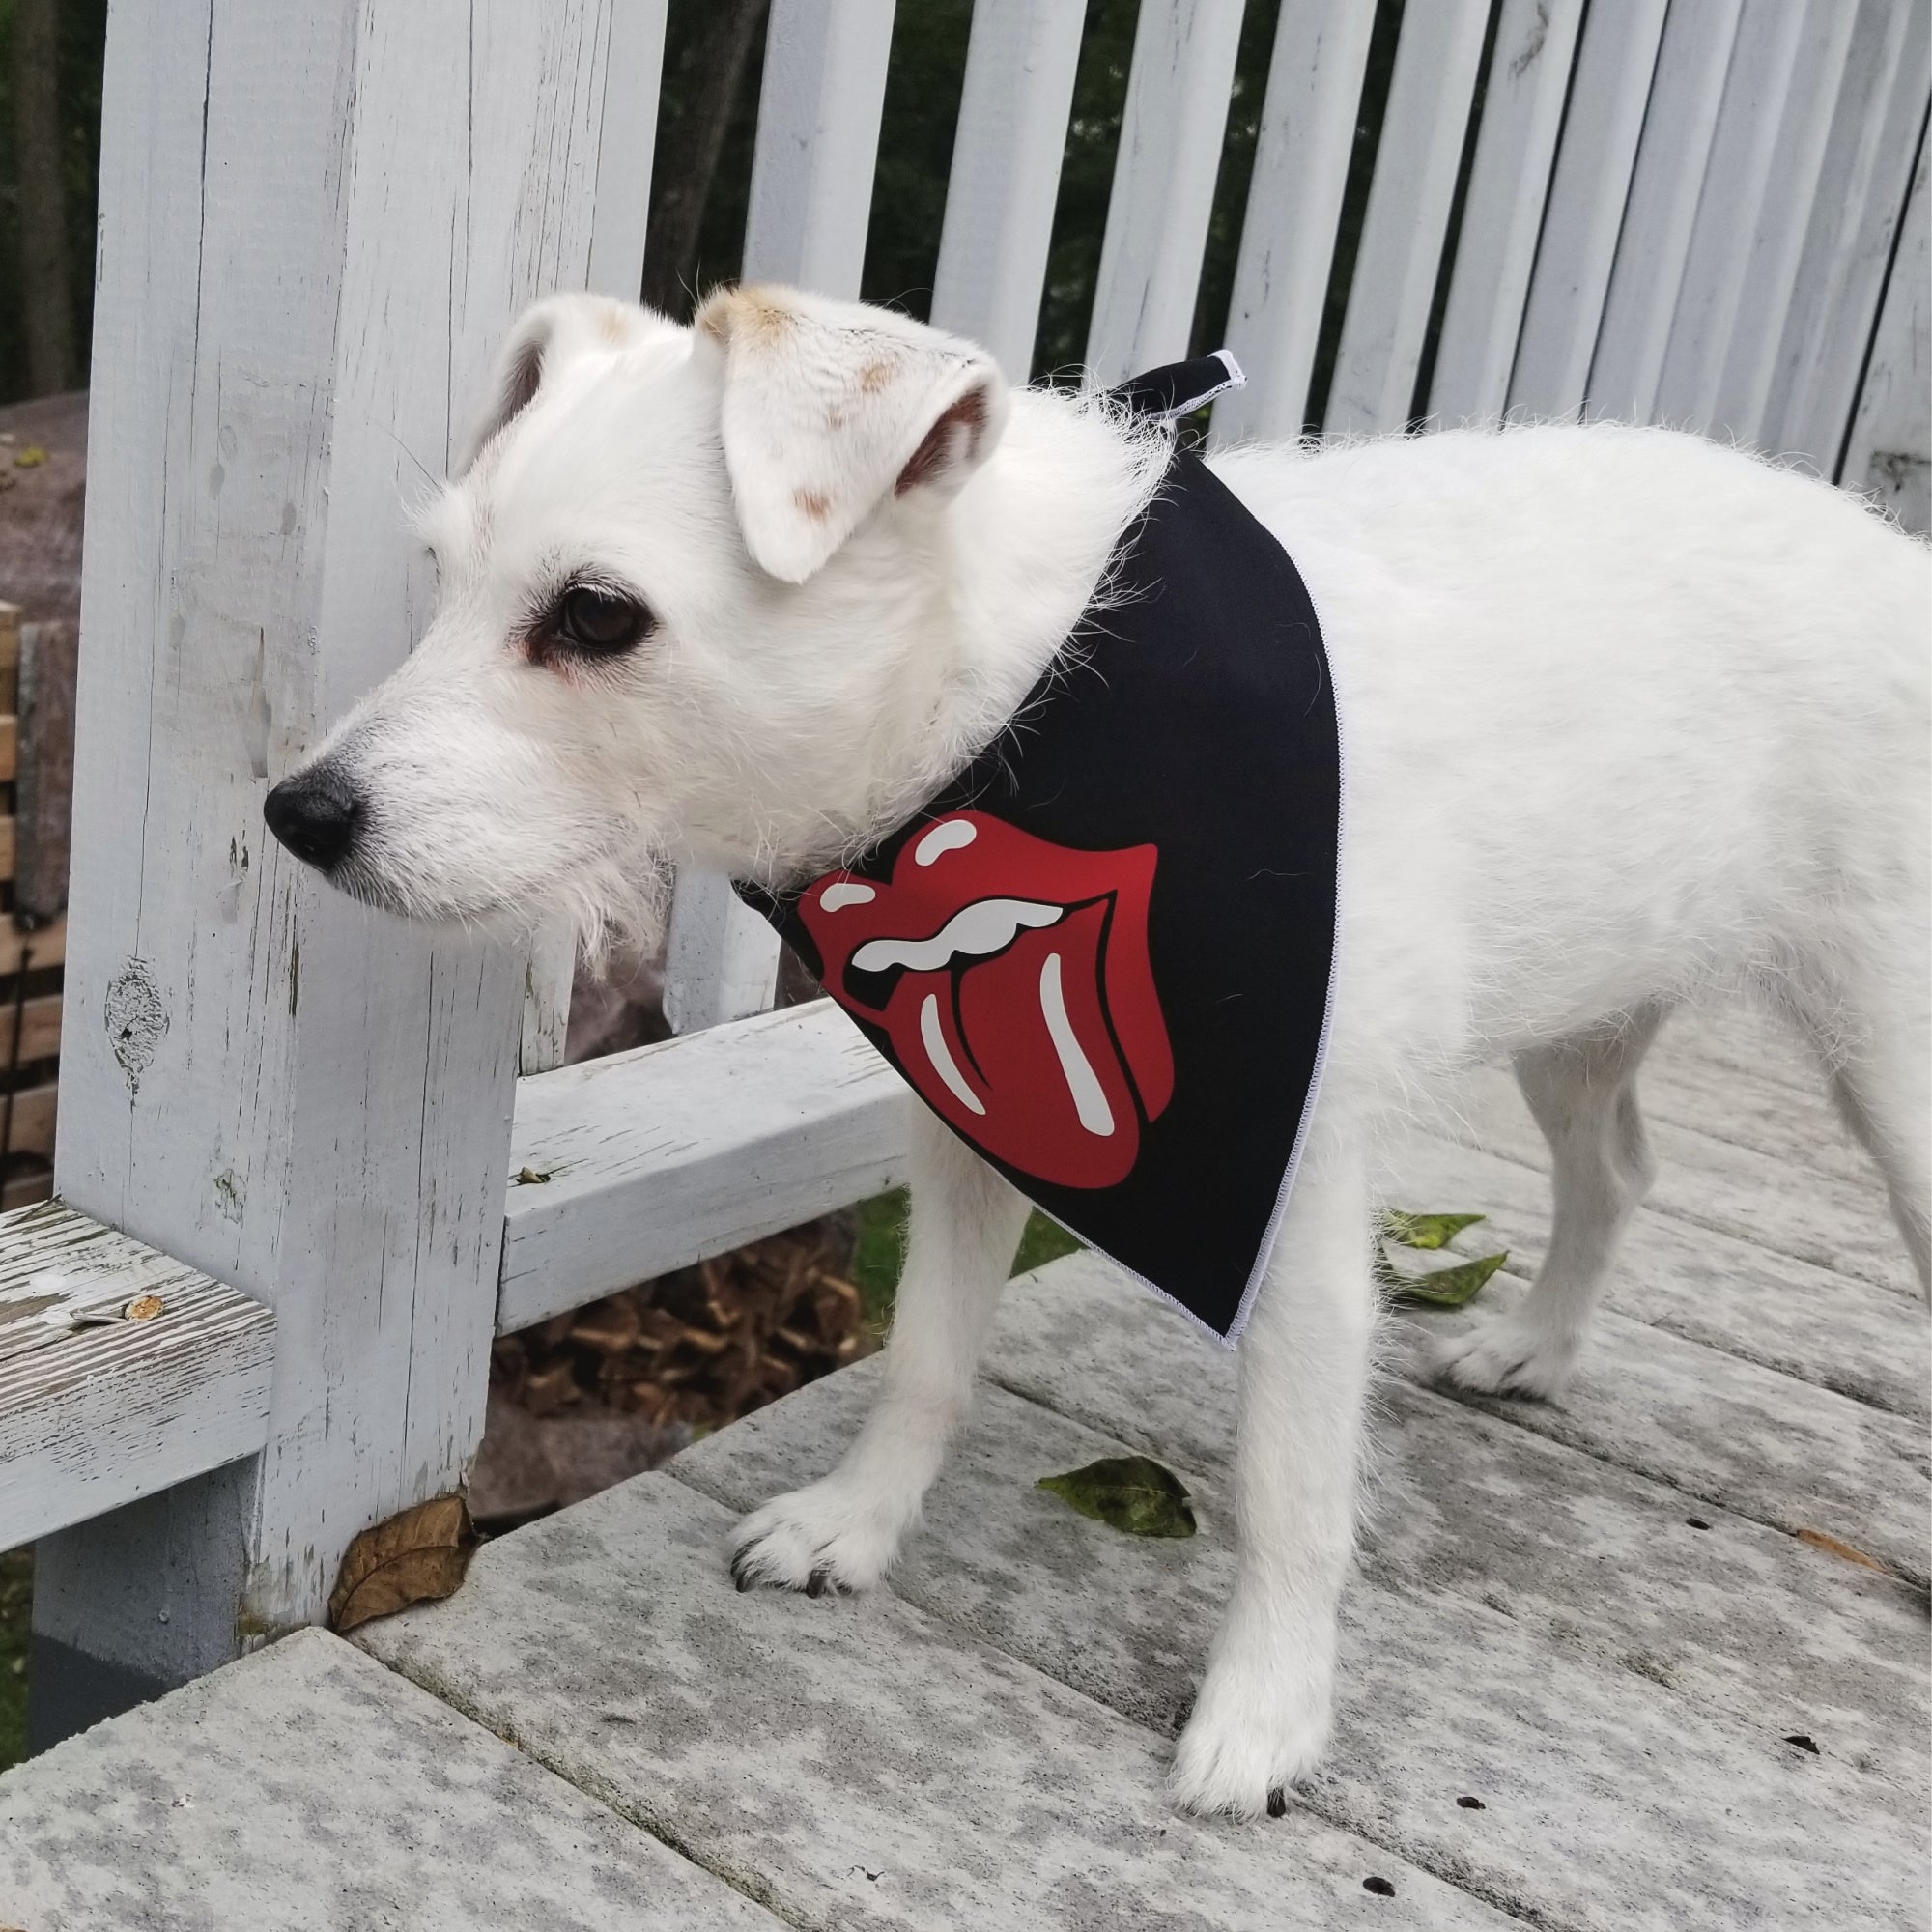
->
xmin=265 ymin=285 xmax=1931 ymax=1820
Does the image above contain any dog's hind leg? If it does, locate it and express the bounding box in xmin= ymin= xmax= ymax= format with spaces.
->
xmin=729 ymin=1105 xmax=1030 ymax=1596
xmin=1793 ymin=954 xmax=1931 ymax=1293
xmin=1170 ymin=1124 xmax=1377 ymax=1818
xmin=1432 ymin=1003 xmax=1668 ymax=1400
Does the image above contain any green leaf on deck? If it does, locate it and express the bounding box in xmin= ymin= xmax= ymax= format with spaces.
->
xmin=1379 ymin=1209 xmax=1487 ymax=1251
xmin=1038 ymin=1456 xmax=1197 ymax=1538
xmin=1388 ymin=1249 xmax=1509 ymax=1309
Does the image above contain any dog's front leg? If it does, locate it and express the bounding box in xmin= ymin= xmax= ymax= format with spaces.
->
xmin=1170 ymin=1133 xmax=1375 ymax=1818
xmin=730 ymin=1104 xmax=1030 ymax=1595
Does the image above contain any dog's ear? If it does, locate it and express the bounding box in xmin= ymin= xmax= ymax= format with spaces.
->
xmin=458 ymin=294 xmax=653 ymax=475
xmin=696 ymin=285 xmax=1009 ymax=584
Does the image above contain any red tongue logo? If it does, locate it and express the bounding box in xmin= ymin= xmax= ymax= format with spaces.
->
xmin=799 ymin=812 xmax=1174 ymax=1188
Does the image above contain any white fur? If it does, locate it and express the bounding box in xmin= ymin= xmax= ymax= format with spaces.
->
xmin=284 ymin=287 xmax=1931 ymax=1820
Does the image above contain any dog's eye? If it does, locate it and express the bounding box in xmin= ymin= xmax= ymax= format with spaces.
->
xmin=553 ymin=585 xmax=650 ymax=656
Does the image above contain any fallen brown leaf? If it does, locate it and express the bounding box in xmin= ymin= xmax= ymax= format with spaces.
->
xmin=327 ymin=1493 xmax=477 ymax=1633
xmin=1794 ymin=1527 xmax=1889 ymax=1574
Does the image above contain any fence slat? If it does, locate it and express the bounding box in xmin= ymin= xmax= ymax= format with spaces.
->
xmin=930 ymin=0 xmax=1086 ymax=379
xmin=1707 ymin=0 xmax=1862 ymax=448
xmin=1587 ymin=0 xmax=1746 ymax=424
xmin=1212 ymin=0 xmax=1376 ymax=444
xmin=1428 ymin=0 xmax=1585 ymax=426
xmin=743 ymin=0 xmax=897 ymax=293
xmin=521 ymin=0 xmax=669 ymax=1076
xmin=663 ymin=0 xmax=896 ymax=1036
xmin=664 ymin=873 xmax=791 ymax=1034
xmin=1842 ymin=124 xmax=1931 ymax=529
xmin=1759 ymin=0 xmax=1930 ymax=466
xmin=1086 ymin=0 xmax=1247 ymax=388
xmin=41 ymin=0 xmax=615 ymax=1741
xmin=1651 ymin=0 xmax=1812 ymax=435
xmin=587 ymin=0 xmax=668 ymax=300
xmin=520 ymin=922 xmax=578 ymax=1075
xmin=1508 ymin=0 xmax=1668 ymax=422
xmin=1324 ymin=0 xmax=1490 ymax=436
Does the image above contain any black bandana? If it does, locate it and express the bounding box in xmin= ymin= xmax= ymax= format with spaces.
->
xmin=743 ymin=356 xmax=1341 ymax=1342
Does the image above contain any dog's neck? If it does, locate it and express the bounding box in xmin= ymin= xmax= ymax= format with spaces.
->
xmin=758 ymin=390 xmax=1166 ymax=882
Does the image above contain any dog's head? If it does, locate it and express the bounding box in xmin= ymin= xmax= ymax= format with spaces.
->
xmin=263 ymin=285 xmax=1010 ymax=947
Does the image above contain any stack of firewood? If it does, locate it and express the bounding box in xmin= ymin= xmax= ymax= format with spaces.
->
xmin=490 ymin=1213 xmax=877 ymax=1434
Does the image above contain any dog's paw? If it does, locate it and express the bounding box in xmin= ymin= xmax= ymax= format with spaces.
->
xmin=727 ymin=1475 xmax=909 ymax=1598
xmin=1429 ymin=1317 xmax=1578 ymax=1402
xmin=1168 ymin=1654 xmax=1333 ymax=1820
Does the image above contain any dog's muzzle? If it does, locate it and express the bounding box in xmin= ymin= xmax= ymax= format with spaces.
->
xmin=265 ymin=762 xmax=361 ymax=872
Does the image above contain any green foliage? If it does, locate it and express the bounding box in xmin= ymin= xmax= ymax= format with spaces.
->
xmin=1377 ymin=1206 xmax=1509 ymax=1309
xmin=1379 ymin=1209 xmax=1486 ymax=1251
xmin=848 ymin=1186 xmax=1083 ymax=1332
xmin=1014 ymin=1208 xmax=1082 ymax=1276
xmin=1038 ymin=1454 xmax=1196 ymax=1537
xmin=1385 ymin=1248 xmax=1507 ymax=1309
xmin=0 ymin=1546 xmax=29 ymax=1772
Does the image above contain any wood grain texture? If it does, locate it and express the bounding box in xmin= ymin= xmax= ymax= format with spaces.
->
xmin=46 ymin=0 xmax=622 ymax=1701
xmin=0 ymin=915 xmax=61 ymax=978
xmin=1587 ymin=0 xmax=1746 ymax=425
xmin=499 ymin=999 xmax=907 ymax=1332
xmin=0 ymin=1201 xmax=274 ymax=1549
xmin=1428 ymin=0 xmax=1584 ymax=425
xmin=15 ymin=617 xmax=77 ymax=919
xmin=2 ymin=997 xmax=60 ymax=1074
xmin=1085 ymin=0 xmax=1245 ymax=388
xmin=1651 ymin=0 xmax=1813 ymax=435
xmin=743 ymin=0 xmax=896 ymax=294
xmin=1212 ymin=0 xmax=1377 ymax=445
xmin=1706 ymin=0 xmax=1861 ymax=448
xmin=930 ymin=0 xmax=1086 ymax=380
xmin=1324 ymin=0 xmax=1491 ymax=435
xmin=663 ymin=871 xmax=782 ymax=1034
xmin=0 ymin=1080 xmax=56 ymax=1159
xmin=1507 ymin=0 xmax=1668 ymax=423
xmin=1842 ymin=123 xmax=1930 ymax=531
xmin=1759 ymin=0 xmax=1929 ymax=469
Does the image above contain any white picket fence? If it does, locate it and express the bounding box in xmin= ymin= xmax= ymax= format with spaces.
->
xmin=7 ymin=0 xmax=1926 ymax=1747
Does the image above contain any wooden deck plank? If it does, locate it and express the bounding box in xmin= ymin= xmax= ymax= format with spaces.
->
xmin=0 ymin=1201 xmax=275 ymax=1548
xmin=1392 ymin=1295 xmax=1929 ymax=1587
xmin=1661 ymin=997 xmax=1833 ymax=1094
xmin=354 ymin=1472 xmax=1510 ymax=1932
xmin=1432 ymin=1060 xmax=1918 ymax=1295
xmin=987 ymin=1236 xmax=1927 ymax=1587
xmin=0 ymin=1629 xmax=777 ymax=1930
xmin=673 ymin=1349 xmax=1924 ymax=1925
xmin=1387 ymin=1130 xmax=1928 ymax=1421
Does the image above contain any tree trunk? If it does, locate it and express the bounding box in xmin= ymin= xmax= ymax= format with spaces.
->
xmin=641 ymin=0 xmax=767 ymax=317
xmin=13 ymin=0 xmax=75 ymax=396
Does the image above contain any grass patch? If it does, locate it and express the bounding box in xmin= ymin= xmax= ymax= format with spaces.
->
xmin=849 ymin=1190 xmax=1083 ymax=1331
xmin=0 ymin=1547 xmax=30 ymax=1772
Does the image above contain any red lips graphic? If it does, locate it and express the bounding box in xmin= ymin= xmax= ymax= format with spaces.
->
xmin=799 ymin=812 xmax=1174 ymax=1188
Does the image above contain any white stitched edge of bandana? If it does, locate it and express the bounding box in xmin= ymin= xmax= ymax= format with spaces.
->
xmin=1147 ymin=348 xmax=1249 ymax=422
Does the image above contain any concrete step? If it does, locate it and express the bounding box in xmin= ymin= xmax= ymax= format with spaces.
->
xmin=0 ymin=1626 xmax=778 ymax=1930
xmin=353 ymin=1469 xmax=1511 ymax=1932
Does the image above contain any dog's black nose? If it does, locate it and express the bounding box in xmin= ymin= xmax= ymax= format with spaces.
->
xmin=265 ymin=764 xmax=360 ymax=870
